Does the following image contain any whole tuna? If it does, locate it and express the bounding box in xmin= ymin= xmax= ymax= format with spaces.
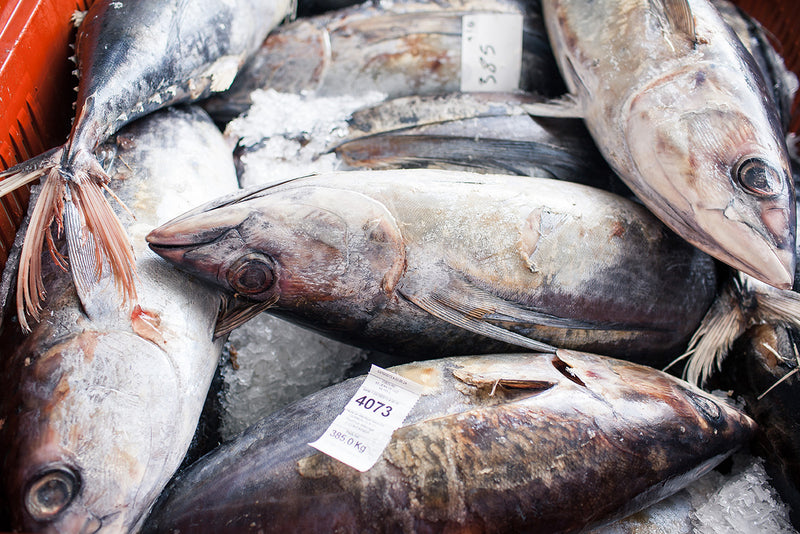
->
xmin=147 ymin=169 xmax=718 ymax=368
xmin=534 ymin=0 xmax=796 ymax=289
xmin=141 ymin=351 xmax=756 ymax=533
xmin=202 ymin=0 xmax=565 ymax=123
xmin=0 ymin=106 xmax=239 ymax=533
xmin=0 ymin=0 xmax=294 ymax=332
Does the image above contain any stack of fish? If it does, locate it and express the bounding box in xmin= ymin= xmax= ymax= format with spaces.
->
xmin=0 ymin=0 xmax=798 ymax=532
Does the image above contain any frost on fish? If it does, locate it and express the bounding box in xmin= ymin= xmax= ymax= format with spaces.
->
xmin=148 ymin=169 xmax=719 ymax=369
xmin=141 ymin=351 xmax=756 ymax=533
xmin=0 ymin=0 xmax=295 ymax=332
xmin=202 ymin=0 xmax=565 ymax=123
xmin=537 ymin=0 xmax=796 ymax=289
xmin=0 ymin=106 xmax=239 ymax=534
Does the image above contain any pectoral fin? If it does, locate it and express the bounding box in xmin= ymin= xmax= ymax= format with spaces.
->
xmin=398 ymin=274 xmax=613 ymax=353
xmin=662 ymin=0 xmax=697 ymax=44
xmin=215 ymin=293 xmax=279 ymax=338
xmin=520 ymin=94 xmax=584 ymax=119
xmin=401 ymin=289 xmax=558 ymax=352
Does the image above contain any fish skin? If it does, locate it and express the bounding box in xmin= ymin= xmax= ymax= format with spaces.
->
xmin=714 ymin=324 xmax=800 ymax=529
xmin=141 ymin=351 xmax=756 ymax=534
xmin=539 ymin=0 xmax=796 ymax=290
xmin=0 ymin=106 xmax=239 ymax=533
xmin=202 ymin=0 xmax=565 ymax=123
xmin=713 ymin=0 xmax=798 ymax=133
xmin=147 ymin=169 xmax=718 ymax=368
xmin=332 ymin=92 xmax=627 ymax=193
xmin=0 ymin=0 xmax=295 ymax=331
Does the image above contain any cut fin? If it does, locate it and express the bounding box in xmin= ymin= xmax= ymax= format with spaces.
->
xmin=0 ymin=147 xmax=61 ymax=198
xmin=16 ymin=168 xmax=64 ymax=332
xmin=70 ymin=9 xmax=87 ymax=28
xmin=672 ymin=273 xmax=800 ymax=386
xmin=668 ymin=279 xmax=746 ymax=386
xmin=215 ymin=293 xmax=279 ymax=338
xmin=452 ymin=367 xmax=555 ymax=395
xmin=662 ymin=0 xmax=697 ymax=44
xmin=131 ymin=305 xmax=166 ymax=347
xmin=520 ymin=94 xmax=584 ymax=119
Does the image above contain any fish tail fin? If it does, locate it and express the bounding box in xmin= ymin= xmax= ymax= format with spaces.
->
xmin=15 ymin=167 xmax=65 ymax=332
xmin=65 ymin=164 xmax=138 ymax=308
xmin=678 ymin=279 xmax=748 ymax=386
xmin=12 ymin=150 xmax=138 ymax=331
xmin=0 ymin=147 xmax=63 ymax=198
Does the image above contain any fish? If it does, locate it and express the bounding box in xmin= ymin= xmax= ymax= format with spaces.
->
xmin=713 ymin=323 xmax=800 ymax=529
xmin=147 ymin=169 xmax=719 ymax=369
xmin=332 ymin=92 xmax=628 ymax=194
xmin=0 ymin=105 xmax=239 ymax=533
xmin=140 ymin=351 xmax=757 ymax=533
xmin=201 ymin=0 xmax=565 ymax=124
xmin=0 ymin=0 xmax=295 ymax=332
xmin=713 ymin=0 xmax=799 ymax=132
xmin=530 ymin=0 xmax=796 ymax=289
xmin=669 ymin=178 xmax=800 ymax=385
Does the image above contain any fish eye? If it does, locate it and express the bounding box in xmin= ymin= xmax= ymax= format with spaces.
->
xmin=227 ymin=253 xmax=275 ymax=296
xmin=685 ymin=390 xmax=722 ymax=423
xmin=25 ymin=468 xmax=79 ymax=522
xmin=734 ymin=157 xmax=784 ymax=197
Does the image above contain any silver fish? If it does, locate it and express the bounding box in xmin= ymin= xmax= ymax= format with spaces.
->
xmin=713 ymin=0 xmax=798 ymax=132
xmin=147 ymin=169 xmax=718 ymax=369
xmin=532 ymin=0 xmax=796 ymax=289
xmin=332 ymin=92 xmax=625 ymax=192
xmin=141 ymin=351 xmax=756 ymax=533
xmin=202 ymin=0 xmax=565 ymax=123
xmin=0 ymin=0 xmax=294 ymax=332
xmin=0 ymin=106 xmax=239 ymax=533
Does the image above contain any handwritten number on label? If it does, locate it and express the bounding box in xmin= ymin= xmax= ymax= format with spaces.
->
xmin=480 ymin=75 xmax=497 ymax=85
xmin=480 ymin=44 xmax=495 ymax=55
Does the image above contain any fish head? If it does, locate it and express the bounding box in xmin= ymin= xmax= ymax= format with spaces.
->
xmin=2 ymin=331 xmax=183 ymax=533
xmin=147 ymin=181 xmax=406 ymax=335
xmin=581 ymin=350 xmax=757 ymax=446
xmin=624 ymin=60 xmax=796 ymax=289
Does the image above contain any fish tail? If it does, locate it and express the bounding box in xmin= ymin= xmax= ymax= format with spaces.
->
xmin=65 ymin=169 xmax=138 ymax=307
xmin=16 ymin=168 xmax=65 ymax=332
xmin=679 ymin=279 xmax=748 ymax=386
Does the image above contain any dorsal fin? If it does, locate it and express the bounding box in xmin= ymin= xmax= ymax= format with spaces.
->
xmin=662 ymin=0 xmax=697 ymax=44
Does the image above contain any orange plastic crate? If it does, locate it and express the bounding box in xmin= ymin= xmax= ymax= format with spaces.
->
xmin=0 ymin=0 xmax=91 ymax=272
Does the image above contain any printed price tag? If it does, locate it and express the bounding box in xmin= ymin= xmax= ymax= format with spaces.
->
xmin=309 ymin=365 xmax=424 ymax=472
xmin=461 ymin=13 xmax=523 ymax=92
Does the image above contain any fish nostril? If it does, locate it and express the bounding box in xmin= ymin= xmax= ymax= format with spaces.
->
xmin=551 ymin=355 xmax=586 ymax=387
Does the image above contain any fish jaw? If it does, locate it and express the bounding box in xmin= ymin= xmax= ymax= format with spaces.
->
xmin=623 ymin=62 xmax=796 ymax=289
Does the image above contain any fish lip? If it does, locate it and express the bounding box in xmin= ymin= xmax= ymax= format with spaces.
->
xmin=145 ymin=224 xmax=219 ymax=249
xmin=743 ymin=244 xmax=795 ymax=290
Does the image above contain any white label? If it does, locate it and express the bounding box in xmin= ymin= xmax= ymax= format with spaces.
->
xmin=309 ymin=365 xmax=424 ymax=472
xmin=460 ymin=13 xmax=523 ymax=92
